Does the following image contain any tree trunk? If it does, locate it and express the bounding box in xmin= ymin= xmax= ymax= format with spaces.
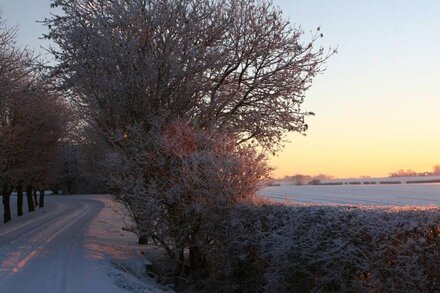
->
xmin=189 ymin=230 xmax=207 ymax=276
xmin=3 ymin=185 xmax=11 ymax=223
xmin=66 ymin=179 xmax=74 ymax=195
xmin=138 ymin=235 xmax=149 ymax=245
xmin=17 ymin=185 xmax=23 ymax=217
xmin=189 ymin=245 xmax=206 ymax=272
xmin=173 ymin=245 xmax=186 ymax=284
xmin=26 ymin=185 xmax=34 ymax=212
xmin=33 ymin=190 xmax=38 ymax=206
xmin=39 ymin=190 xmax=45 ymax=208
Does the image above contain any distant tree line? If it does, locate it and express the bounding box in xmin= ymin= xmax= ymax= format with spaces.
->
xmin=280 ymin=174 xmax=334 ymax=185
xmin=389 ymin=165 xmax=440 ymax=177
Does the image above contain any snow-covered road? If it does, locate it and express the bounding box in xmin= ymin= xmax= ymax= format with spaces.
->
xmin=0 ymin=195 xmax=164 ymax=293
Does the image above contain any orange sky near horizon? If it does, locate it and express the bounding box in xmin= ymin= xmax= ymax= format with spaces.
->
xmin=270 ymin=130 xmax=440 ymax=179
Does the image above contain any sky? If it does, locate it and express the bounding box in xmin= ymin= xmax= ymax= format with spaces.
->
xmin=1 ymin=0 xmax=439 ymax=179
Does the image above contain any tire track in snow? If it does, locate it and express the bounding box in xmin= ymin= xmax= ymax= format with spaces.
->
xmin=0 ymin=200 xmax=92 ymax=290
xmin=0 ymin=204 xmax=71 ymax=245
xmin=0 ymin=202 xmax=68 ymax=239
xmin=61 ymin=201 xmax=105 ymax=293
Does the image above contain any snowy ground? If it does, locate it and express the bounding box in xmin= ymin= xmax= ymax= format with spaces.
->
xmin=2 ymin=186 xmax=439 ymax=292
xmin=320 ymin=175 xmax=440 ymax=184
xmin=0 ymin=195 xmax=170 ymax=293
xmin=259 ymin=183 xmax=440 ymax=206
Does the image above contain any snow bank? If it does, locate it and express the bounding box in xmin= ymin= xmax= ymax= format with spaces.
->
xmin=82 ymin=195 xmax=173 ymax=292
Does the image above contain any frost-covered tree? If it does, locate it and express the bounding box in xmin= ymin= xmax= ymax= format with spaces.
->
xmin=45 ymin=0 xmax=332 ymax=150
xmin=103 ymin=120 xmax=271 ymax=275
xmin=45 ymin=0 xmax=332 ymax=277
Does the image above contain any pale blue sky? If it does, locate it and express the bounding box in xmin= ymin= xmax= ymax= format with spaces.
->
xmin=1 ymin=0 xmax=439 ymax=177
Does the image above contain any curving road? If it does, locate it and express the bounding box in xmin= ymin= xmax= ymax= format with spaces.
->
xmin=0 ymin=195 xmax=138 ymax=293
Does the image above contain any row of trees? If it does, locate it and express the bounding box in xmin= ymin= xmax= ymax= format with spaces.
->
xmin=281 ymin=173 xmax=334 ymax=185
xmin=44 ymin=0 xmax=333 ymax=289
xmin=390 ymin=165 xmax=440 ymax=177
xmin=0 ymin=14 xmax=72 ymax=223
xmin=54 ymin=140 xmax=107 ymax=195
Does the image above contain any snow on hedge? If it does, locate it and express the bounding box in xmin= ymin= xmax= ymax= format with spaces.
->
xmin=205 ymin=203 xmax=440 ymax=292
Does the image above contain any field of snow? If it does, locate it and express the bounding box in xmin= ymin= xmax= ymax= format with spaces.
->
xmin=320 ymin=175 xmax=440 ymax=184
xmin=259 ymin=183 xmax=440 ymax=206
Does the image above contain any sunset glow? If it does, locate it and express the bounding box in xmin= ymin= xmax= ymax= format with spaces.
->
xmin=270 ymin=0 xmax=440 ymax=178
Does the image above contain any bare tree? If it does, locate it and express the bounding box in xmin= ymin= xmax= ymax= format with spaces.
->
xmin=0 ymin=13 xmax=69 ymax=221
xmin=390 ymin=169 xmax=417 ymax=177
xmin=23 ymin=83 xmax=70 ymax=207
xmin=0 ymin=77 xmax=69 ymax=219
xmin=0 ymin=13 xmax=34 ymax=222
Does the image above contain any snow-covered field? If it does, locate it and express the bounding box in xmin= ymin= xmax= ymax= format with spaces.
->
xmin=321 ymin=175 xmax=440 ymax=184
xmin=0 ymin=195 xmax=170 ymax=293
xmin=259 ymin=183 xmax=440 ymax=206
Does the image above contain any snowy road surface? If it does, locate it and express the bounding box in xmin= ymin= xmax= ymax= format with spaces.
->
xmin=0 ymin=195 xmax=165 ymax=293
xmin=259 ymin=183 xmax=440 ymax=206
